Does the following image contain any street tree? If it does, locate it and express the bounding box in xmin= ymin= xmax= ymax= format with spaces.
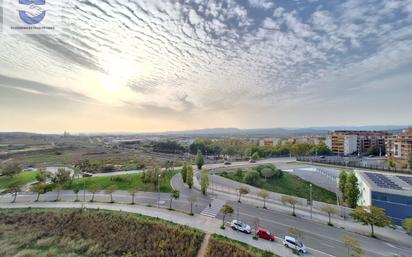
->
xmin=200 ymin=169 xmax=209 ymax=195
xmin=402 ymin=218 xmax=412 ymax=235
xmin=342 ymin=235 xmax=363 ymax=257
xmin=251 ymin=152 xmax=259 ymax=160
xmin=1 ymin=162 xmax=21 ymax=177
xmin=350 ymin=206 xmax=393 ymax=237
xmin=88 ymin=185 xmax=99 ymax=202
xmin=387 ymin=159 xmax=396 ymax=169
xmin=54 ymin=184 xmax=63 ymax=201
xmin=128 ymin=188 xmax=139 ymax=205
xmin=7 ymin=181 xmax=21 ymax=203
xmin=142 ymin=167 xmax=162 ymax=190
xmin=222 ymin=204 xmax=234 ymax=228
xmin=281 ymin=195 xmax=299 ymax=216
xmin=105 ymin=185 xmax=117 ymax=203
xmin=321 ymin=204 xmax=337 ymax=226
xmin=52 ymin=168 xmax=72 ymax=185
xmin=345 ymin=172 xmax=360 ymax=208
xmin=31 ymin=182 xmax=47 ymax=202
xmin=237 ymin=186 xmax=249 ymax=203
xmin=169 ymin=189 xmax=180 ymax=209
xmin=74 ymin=160 xmax=98 ymax=174
xmin=188 ymin=195 xmax=197 ymax=215
xmin=288 ymin=227 xmax=304 ymax=241
xmin=339 ymin=170 xmax=347 ymax=202
xmin=73 ymin=186 xmax=80 ymax=202
xmin=35 ymin=169 xmax=51 ymax=183
xmin=257 ymin=189 xmax=270 ymax=209
xmin=186 ymin=165 xmax=194 ymax=189
xmin=195 ymin=150 xmax=204 ymax=170
xmin=181 ymin=162 xmax=188 ymax=183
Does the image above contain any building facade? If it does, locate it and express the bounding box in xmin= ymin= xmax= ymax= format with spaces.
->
xmin=386 ymin=127 xmax=412 ymax=163
xmin=355 ymin=170 xmax=412 ymax=225
xmin=327 ymin=130 xmax=389 ymax=156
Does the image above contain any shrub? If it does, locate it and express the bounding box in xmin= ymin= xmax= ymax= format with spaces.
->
xmin=244 ymin=170 xmax=259 ymax=185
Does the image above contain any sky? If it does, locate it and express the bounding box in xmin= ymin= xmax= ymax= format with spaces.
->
xmin=0 ymin=0 xmax=412 ymax=133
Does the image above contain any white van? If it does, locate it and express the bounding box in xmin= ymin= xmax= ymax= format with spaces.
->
xmin=283 ymin=235 xmax=307 ymax=253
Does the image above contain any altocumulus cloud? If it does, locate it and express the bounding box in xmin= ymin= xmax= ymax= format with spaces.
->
xmin=0 ymin=0 xmax=412 ymax=130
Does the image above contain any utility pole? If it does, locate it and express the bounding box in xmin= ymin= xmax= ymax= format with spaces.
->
xmin=310 ymin=183 xmax=313 ymax=219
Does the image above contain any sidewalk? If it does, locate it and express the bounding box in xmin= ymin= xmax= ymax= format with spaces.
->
xmin=0 ymin=202 xmax=307 ymax=257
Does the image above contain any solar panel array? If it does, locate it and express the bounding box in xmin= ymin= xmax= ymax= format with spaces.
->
xmin=365 ymin=172 xmax=403 ymax=190
xmin=397 ymin=176 xmax=412 ymax=187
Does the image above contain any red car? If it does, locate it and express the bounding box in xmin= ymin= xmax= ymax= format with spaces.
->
xmin=256 ymin=227 xmax=275 ymax=241
xmin=249 ymin=159 xmax=256 ymax=163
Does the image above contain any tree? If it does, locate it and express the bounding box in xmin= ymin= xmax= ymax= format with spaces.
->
xmin=54 ymin=184 xmax=63 ymax=201
xmin=128 ymin=188 xmax=139 ymax=205
xmin=169 ymin=189 xmax=180 ymax=209
xmin=105 ymin=185 xmax=117 ymax=203
xmin=188 ymin=196 xmax=197 ymax=215
xmin=321 ymin=205 xmax=337 ymax=226
xmin=345 ymin=172 xmax=360 ymax=208
xmin=288 ymin=227 xmax=304 ymax=241
xmin=402 ymin=218 xmax=412 ymax=235
xmin=31 ymin=183 xmax=45 ymax=202
xmin=7 ymin=181 xmax=21 ymax=203
xmin=251 ymin=152 xmax=259 ymax=160
xmin=237 ymin=186 xmax=249 ymax=203
xmin=222 ymin=204 xmax=234 ymax=227
xmin=186 ymin=165 xmax=194 ymax=189
xmin=52 ymin=168 xmax=72 ymax=185
xmin=1 ymin=163 xmax=21 ymax=177
xmin=181 ymin=162 xmax=188 ymax=183
xmin=243 ymin=170 xmax=259 ymax=185
xmin=281 ymin=195 xmax=299 ymax=216
xmin=350 ymin=206 xmax=393 ymax=237
xmin=235 ymin=168 xmax=243 ymax=177
xmin=74 ymin=160 xmax=98 ymax=174
xmin=73 ymin=186 xmax=80 ymax=202
xmin=342 ymin=235 xmax=363 ymax=257
xmin=142 ymin=167 xmax=162 ymax=190
xmin=200 ymin=169 xmax=209 ymax=195
xmin=387 ymin=158 xmax=396 ymax=169
xmin=195 ymin=150 xmax=204 ymax=170
xmin=88 ymin=185 xmax=99 ymax=202
xmin=260 ymin=168 xmax=275 ymax=181
xmin=339 ymin=170 xmax=347 ymax=202
xmin=35 ymin=169 xmax=51 ymax=183
xmin=257 ymin=189 xmax=270 ymax=209
xmin=408 ymin=154 xmax=412 ymax=170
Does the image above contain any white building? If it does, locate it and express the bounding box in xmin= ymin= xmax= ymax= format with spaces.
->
xmin=343 ymin=135 xmax=358 ymax=155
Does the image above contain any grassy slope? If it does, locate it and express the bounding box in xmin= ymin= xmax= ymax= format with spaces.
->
xmin=0 ymin=171 xmax=39 ymax=189
xmin=64 ymin=170 xmax=178 ymax=192
xmin=205 ymin=234 xmax=279 ymax=257
xmin=221 ymin=169 xmax=337 ymax=204
xmin=0 ymin=208 xmax=204 ymax=257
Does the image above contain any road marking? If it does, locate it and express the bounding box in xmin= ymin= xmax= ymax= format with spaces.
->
xmin=319 ymin=242 xmax=336 ymax=249
xmin=306 ymin=247 xmax=336 ymax=257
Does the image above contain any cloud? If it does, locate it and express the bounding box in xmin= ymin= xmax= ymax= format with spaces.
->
xmin=248 ymin=0 xmax=275 ymax=10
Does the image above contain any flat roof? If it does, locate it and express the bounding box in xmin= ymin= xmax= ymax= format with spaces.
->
xmin=355 ymin=170 xmax=412 ymax=197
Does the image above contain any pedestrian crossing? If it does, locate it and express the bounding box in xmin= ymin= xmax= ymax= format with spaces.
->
xmin=200 ymin=199 xmax=226 ymax=218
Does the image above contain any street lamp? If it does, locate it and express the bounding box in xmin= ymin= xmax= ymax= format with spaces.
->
xmin=310 ymin=183 xmax=313 ymax=219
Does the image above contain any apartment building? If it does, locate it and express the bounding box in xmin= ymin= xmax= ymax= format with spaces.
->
xmin=386 ymin=127 xmax=412 ymax=163
xmin=326 ymin=130 xmax=389 ymax=156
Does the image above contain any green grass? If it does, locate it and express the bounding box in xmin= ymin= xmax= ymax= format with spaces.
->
xmin=64 ymin=170 xmax=178 ymax=192
xmin=220 ymin=169 xmax=337 ymax=204
xmin=0 ymin=171 xmax=39 ymax=189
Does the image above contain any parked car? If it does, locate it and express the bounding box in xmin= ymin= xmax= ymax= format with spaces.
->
xmin=224 ymin=161 xmax=232 ymax=165
xmin=283 ymin=236 xmax=306 ymax=253
xmin=256 ymin=227 xmax=275 ymax=241
xmin=248 ymin=159 xmax=256 ymax=163
xmin=230 ymin=220 xmax=251 ymax=234
xmin=82 ymin=172 xmax=93 ymax=177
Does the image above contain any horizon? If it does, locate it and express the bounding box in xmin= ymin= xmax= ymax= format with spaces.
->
xmin=1 ymin=0 xmax=412 ymax=132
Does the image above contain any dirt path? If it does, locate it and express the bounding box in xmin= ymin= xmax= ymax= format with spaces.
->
xmin=196 ymin=233 xmax=210 ymax=257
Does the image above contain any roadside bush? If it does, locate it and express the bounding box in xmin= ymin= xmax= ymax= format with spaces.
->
xmin=110 ymin=175 xmax=131 ymax=183
xmin=243 ymin=170 xmax=259 ymax=185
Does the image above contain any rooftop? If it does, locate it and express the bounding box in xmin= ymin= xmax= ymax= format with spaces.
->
xmin=356 ymin=170 xmax=412 ymax=197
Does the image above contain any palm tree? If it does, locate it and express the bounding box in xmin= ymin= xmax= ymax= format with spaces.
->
xmin=169 ymin=190 xmax=180 ymax=209
xmin=128 ymin=188 xmax=139 ymax=205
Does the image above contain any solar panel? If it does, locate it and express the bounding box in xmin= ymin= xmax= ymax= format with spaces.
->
xmin=398 ymin=176 xmax=412 ymax=187
xmin=365 ymin=173 xmax=403 ymax=190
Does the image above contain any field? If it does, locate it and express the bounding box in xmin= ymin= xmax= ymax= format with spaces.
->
xmin=220 ymin=169 xmax=337 ymax=204
xmin=205 ymin=234 xmax=278 ymax=257
xmin=0 ymin=208 xmax=204 ymax=257
xmin=64 ymin=170 xmax=178 ymax=192
xmin=0 ymin=171 xmax=39 ymax=189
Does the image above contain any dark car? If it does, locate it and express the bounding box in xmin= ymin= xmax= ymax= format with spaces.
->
xmin=224 ymin=161 xmax=231 ymax=165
